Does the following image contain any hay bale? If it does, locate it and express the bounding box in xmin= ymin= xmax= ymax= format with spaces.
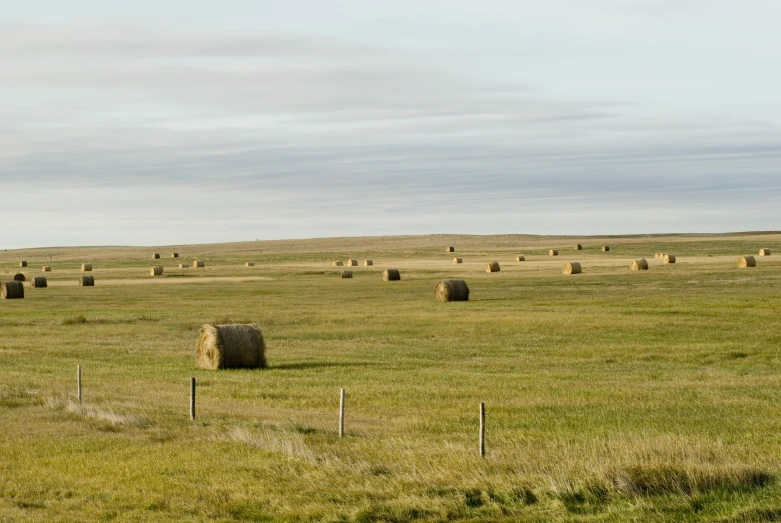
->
xmin=574 ymin=244 xmax=582 ymax=250
xmin=19 ymin=261 xmax=27 ymax=267
xmin=31 ymin=276 xmax=47 ymax=288
xmin=435 ymin=279 xmax=469 ymax=302
xmin=446 ymin=246 xmax=455 ymax=253
xmin=245 ymin=262 xmax=255 ymax=267
xmin=79 ymin=275 xmax=95 ymax=286
xmin=654 ymin=253 xmax=664 ymax=259
xmin=13 ymin=273 xmax=25 ymax=282
xmin=486 ymin=262 xmax=500 ymax=273
xmin=516 ymin=255 xmax=525 ymax=262
xmin=150 ymin=265 xmax=163 ymax=276
xmin=563 ymin=262 xmax=582 ymax=275
xmin=193 ymin=260 xmax=205 ymax=268
xmin=759 ymin=248 xmax=771 ymax=256
xmin=42 ymin=266 xmax=51 ymax=272
xmin=738 ymin=256 xmax=756 ymax=268
xmin=332 ymin=260 xmax=344 ymax=267
xmin=81 ymin=263 xmax=92 ymax=272
xmin=453 ymin=257 xmax=463 ymax=264
xmin=152 ymin=253 xmax=160 ymax=259
xmin=1 ymin=281 xmax=24 ymax=299
xmin=345 ymin=259 xmax=358 ymax=266
xmin=664 ymin=254 xmax=676 ymax=264
xmin=171 ymin=253 xmax=179 ymax=258
xmin=341 ymin=270 xmax=353 ymax=279
xmin=178 ymin=264 xmax=188 ymax=269
xmin=549 ymin=250 xmax=558 ymax=256
xmin=631 ymin=258 xmax=649 ymax=271
xmin=382 ymin=269 xmax=401 ymax=281
xmin=602 ymin=246 xmax=610 ymax=252
xmin=362 ymin=260 xmax=373 ymax=266
xmin=197 ymin=324 xmax=267 ymax=370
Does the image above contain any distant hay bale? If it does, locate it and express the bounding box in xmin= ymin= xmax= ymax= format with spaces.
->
xmin=738 ymin=256 xmax=756 ymax=268
xmin=549 ymin=250 xmax=558 ymax=256
xmin=435 ymin=279 xmax=470 ymax=302
xmin=42 ymin=266 xmax=51 ymax=272
xmin=152 ymin=253 xmax=160 ymax=259
xmin=446 ymin=246 xmax=455 ymax=253
xmin=193 ymin=260 xmax=205 ymax=268
xmin=19 ymin=261 xmax=27 ymax=267
xmin=31 ymin=276 xmax=47 ymax=288
xmin=516 ymin=255 xmax=525 ymax=261
xmin=486 ymin=262 xmax=500 ymax=273
xmin=150 ymin=265 xmax=163 ymax=276
xmin=13 ymin=273 xmax=25 ymax=282
xmin=178 ymin=264 xmax=188 ymax=269
xmin=759 ymin=249 xmax=771 ymax=256
xmin=602 ymin=246 xmax=610 ymax=252
xmin=453 ymin=257 xmax=463 ymax=264
xmin=197 ymin=324 xmax=267 ymax=370
xmin=1 ymin=281 xmax=24 ymax=299
xmin=171 ymin=253 xmax=179 ymax=258
xmin=362 ymin=260 xmax=373 ymax=266
xmin=664 ymin=254 xmax=676 ymax=264
xmin=81 ymin=263 xmax=92 ymax=272
xmin=79 ymin=275 xmax=95 ymax=286
xmin=574 ymin=244 xmax=582 ymax=250
xmin=563 ymin=262 xmax=582 ymax=275
xmin=245 ymin=262 xmax=255 ymax=267
xmin=654 ymin=253 xmax=664 ymax=259
xmin=382 ymin=269 xmax=401 ymax=281
xmin=631 ymin=259 xmax=649 ymax=271
xmin=345 ymin=259 xmax=358 ymax=266
xmin=341 ymin=270 xmax=353 ymax=279
xmin=332 ymin=261 xmax=344 ymax=267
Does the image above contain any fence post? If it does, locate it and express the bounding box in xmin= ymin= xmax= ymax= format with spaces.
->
xmin=339 ymin=388 xmax=345 ymax=437
xmin=479 ymin=402 xmax=485 ymax=457
xmin=77 ymin=365 xmax=82 ymax=403
xmin=190 ymin=377 xmax=196 ymax=421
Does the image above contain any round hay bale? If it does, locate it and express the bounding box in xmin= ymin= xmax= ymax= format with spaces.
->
xmin=341 ymin=270 xmax=353 ymax=279
xmin=654 ymin=253 xmax=664 ymax=259
xmin=486 ymin=262 xmax=500 ymax=273
xmin=631 ymin=258 xmax=649 ymax=271
xmin=332 ymin=260 xmax=344 ymax=267
xmin=245 ymin=262 xmax=255 ymax=267
xmin=13 ymin=273 xmax=25 ymax=282
xmin=152 ymin=253 xmax=160 ymax=259
xmin=362 ymin=260 xmax=373 ymax=266
xmin=516 ymin=255 xmax=525 ymax=262
xmin=453 ymin=257 xmax=463 ymax=264
xmin=435 ymin=279 xmax=469 ymax=302
xmin=31 ymin=276 xmax=47 ymax=288
xmin=382 ymin=269 xmax=400 ymax=281
xmin=563 ymin=262 xmax=582 ymax=275
xmin=664 ymin=254 xmax=676 ymax=264
xmin=602 ymin=246 xmax=610 ymax=252
xmin=19 ymin=261 xmax=27 ymax=267
xmin=79 ymin=275 xmax=95 ymax=287
xmin=1 ymin=281 xmax=24 ymax=299
xmin=549 ymin=250 xmax=558 ymax=256
xmin=178 ymin=263 xmax=188 ymax=269
xmin=197 ymin=324 xmax=267 ymax=370
xmin=150 ymin=265 xmax=163 ymax=276
xmin=81 ymin=263 xmax=92 ymax=272
xmin=738 ymin=256 xmax=756 ymax=268
xmin=345 ymin=259 xmax=358 ymax=267
xmin=171 ymin=253 xmax=179 ymax=258
xmin=193 ymin=260 xmax=205 ymax=268
xmin=42 ymin=266 xmax=51 ymax=272
xmin=759 ymin=248 xmax=771 ymax=256
xmin=574 ymin=244 xmax=582 ymax=250
xmin=446 ymin=246 xmax=455 ymax=253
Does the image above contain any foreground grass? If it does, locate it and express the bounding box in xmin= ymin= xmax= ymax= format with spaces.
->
xmin=1 ymin=233 xmax=781 ymax=522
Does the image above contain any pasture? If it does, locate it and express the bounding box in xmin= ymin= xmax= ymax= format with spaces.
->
xmin=1 ymin=232 xmax=781 ymax=522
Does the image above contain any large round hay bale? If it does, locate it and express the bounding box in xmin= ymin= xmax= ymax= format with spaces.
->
xmin=31 ymin=276 xmax=47 ymax=288
xmin=453 ymin=257 xmax=463 ymax=264
xmin=42 ymin=266 xmax=51 ymax=272
xmin=631 ymin=258 xmax=649 ymax=271
xmin=341 ymin=270 xmax=353 ymax=279
xmin=549 ymin=250 xmax=558 ymax=256
xmin=759 ymin=248 xmax=771 ymax=256
xmin=574 ymin=244 xmax=582 ymax=250
xmin=738 ymin=256 xmax=756 ymax=268
xmin=446 ymin=246 xmax=455 ymax=253
xmin=435 ymin=279 xmax=469 ymax=302
xmin=664 ymin=254 xmax=676 ymax=264
xmin=13 ymin=273 xmax=25 ymax=282
xmin=79 ymin=275 xmax=95 ymax=286
xmin=382 ymin=269 xmax=401 ymax=281
xmin=150 ymin=265 xmax=163 ymax=276
xmin=1 ymin=281 xmax=24 ymax=299
xmin=19 ymin=261 xmax=27 ymax=267
xmin=486 ymin=262 xmax=500 ymax=273
xmin=171 ymin=252 xmax=179 ymax=258
xmin=193 ymin=260 xmax=205 ymax=268
xmin=516 ymin=255 xmax=525 ymax=262
xmin=197 ymin=324 xmax=267 ymax=370
xmin=345 ymin=259 xmax=358 ymax=267
xmin=332 ymin=260 xmax=344 ymax=267
xmin=81 ymin=263 xmax=92 ymax=272
xmin=602 ymin=246 xmax=610 ymax=252
xmin=245 ymin=262 xmax=255 ymax=267
xmin=563 ymin=262 xmax=582 ymax=275
xmin=362 ymin=260 xmax=373 ymax=266
xmin=152 ymin=253 xmax=160 ymax=259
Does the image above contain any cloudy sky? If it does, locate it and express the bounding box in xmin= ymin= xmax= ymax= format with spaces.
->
xmin=2 ymin=1 xmax=780 ymax=248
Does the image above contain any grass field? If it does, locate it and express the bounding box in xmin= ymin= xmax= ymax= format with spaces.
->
xmin=1 ymin=232 xmax=781 ymax=522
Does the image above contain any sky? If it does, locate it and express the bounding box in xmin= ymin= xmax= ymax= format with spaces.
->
xmin=2 ymin=1 xmax=780 ymax=249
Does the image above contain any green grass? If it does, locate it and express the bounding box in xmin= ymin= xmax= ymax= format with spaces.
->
xmin=1 ymin=233 xmax=781 ymax=521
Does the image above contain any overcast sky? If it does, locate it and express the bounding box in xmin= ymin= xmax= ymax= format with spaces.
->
xmin=2 ymin=1 xmax=780 ymax=248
